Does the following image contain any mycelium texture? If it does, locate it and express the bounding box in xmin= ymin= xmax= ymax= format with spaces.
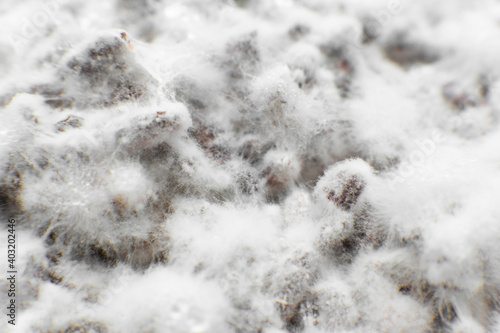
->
xmin=1 ymin=0 xmax=500 ymax=332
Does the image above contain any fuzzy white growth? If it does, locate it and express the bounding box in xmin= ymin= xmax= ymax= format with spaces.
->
xmin=2 ymin=1 xmax=500 ymax=332
xmin=314 ymin=158 xmax=375 ymax=215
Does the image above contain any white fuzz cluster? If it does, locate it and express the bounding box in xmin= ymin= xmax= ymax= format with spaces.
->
xmin=1 ymin=0 xmax=500 ymax=332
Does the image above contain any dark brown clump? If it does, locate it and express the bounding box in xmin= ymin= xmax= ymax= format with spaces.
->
xmin=262 ymin=165 xmax=294 ymax=203
xmin=238 ymin=140 xmax=275 ymax=166
xmin=34 ymin=262 xmax=65 ymax=285
xmin=327 ymin=174 xmax=365 ymax=211
xmin=86 ymin=240 xmax=120 ymax=268
xmin=31 ymin=85 xmax=74 ymax=109
xmin=383 ymin=34 xmax=439 ymax=67
xmin=442 ymin=75 xmax=489 ymax=112
xmin=44 ymin=224 xmax=166 ymax=271
xmin=56 ymin=115 xmax=83 ymax=132
xmin=118 ymin=236 xmax=154 ymax=271
xmin=64 ymin=34 xmax=155 ymax=108
xmin=319 ymin=43 xmax=355 ymax=97
xmin=319 ymin=204 xmax=387 ymax=266
xmin=188 ymin=121 xmax=230 ymax=162
xmin=320 ymin=222 xmax=364 ymax=265
xmin=0 ymin=166 xmax=24 ymax=217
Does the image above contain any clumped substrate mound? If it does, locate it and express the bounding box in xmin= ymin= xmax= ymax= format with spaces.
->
xmin=1 ymin=0 xmax=500 ymax=332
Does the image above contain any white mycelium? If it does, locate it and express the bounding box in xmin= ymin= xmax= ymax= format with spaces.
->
xmin=1 ymin=0 xmax=500 ymax=332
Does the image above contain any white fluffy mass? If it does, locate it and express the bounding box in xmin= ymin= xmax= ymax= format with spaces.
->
xmin=1 ymin=0 xmax=500 ymax=332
